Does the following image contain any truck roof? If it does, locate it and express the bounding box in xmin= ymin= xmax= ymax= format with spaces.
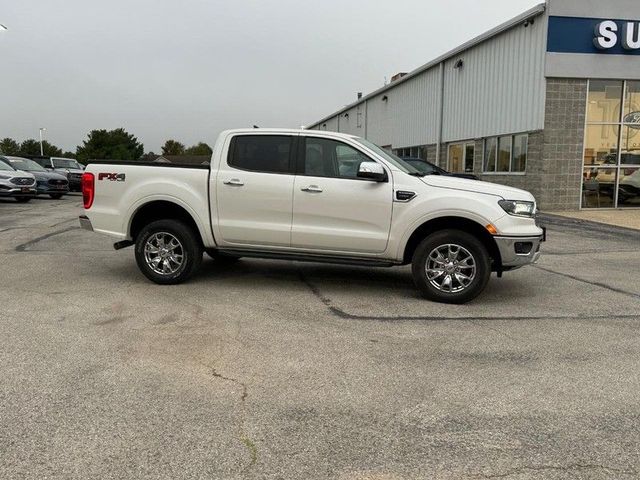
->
xmin=220 ymin=128 xmax=358 ymax=139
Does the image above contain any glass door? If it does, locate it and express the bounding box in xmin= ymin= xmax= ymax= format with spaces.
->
xmin=583 ymin=80 xmax=640 ymax=208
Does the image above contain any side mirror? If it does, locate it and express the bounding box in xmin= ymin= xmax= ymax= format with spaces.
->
xmin=357 ymin=162 xmax=387 ymax=182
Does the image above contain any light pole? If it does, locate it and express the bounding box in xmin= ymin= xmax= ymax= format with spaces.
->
xmin=39 ymin=128 xmax=47 ymax=156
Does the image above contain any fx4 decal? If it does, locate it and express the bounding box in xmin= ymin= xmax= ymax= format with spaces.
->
xmin=98 ymin=173 xmax=126 ymax=182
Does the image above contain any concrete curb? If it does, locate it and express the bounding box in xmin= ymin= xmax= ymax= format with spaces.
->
xmin=538 ymin=213 xmax=640 ymax=238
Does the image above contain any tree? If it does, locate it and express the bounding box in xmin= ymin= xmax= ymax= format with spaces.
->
xmin=0 ymin=138 xmax=20 ymax=155
xmin=185 ymin=142 xmax=213 ymax=155
xmin=19 ymin=139 xmax=41 ymax=156
xmin=76 ymin=128 xmax=144 ymax=162
xmin=161 ymin=139 xmax=185 ymax=156
xmin=18 ymin=139 xmax=63 ymax=157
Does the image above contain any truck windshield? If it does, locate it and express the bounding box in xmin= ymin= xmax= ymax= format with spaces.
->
xmin=52 ymin=158 xmax=82 ymax=169
xmin=354 ymin=138 xmax=423 ymax=175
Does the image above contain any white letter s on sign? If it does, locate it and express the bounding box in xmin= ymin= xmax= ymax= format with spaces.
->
xmin=594 ymin=20 xmax=618 ymax=49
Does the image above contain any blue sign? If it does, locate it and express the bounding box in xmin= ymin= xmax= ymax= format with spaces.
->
xmin=547 ymin=16 xmax=640 ymax=55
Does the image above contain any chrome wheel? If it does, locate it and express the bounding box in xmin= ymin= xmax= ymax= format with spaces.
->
xmin=143 ymin=232 xmax=185 ymax=276
xmin=425 ymin=244 xmax=476 ymax=293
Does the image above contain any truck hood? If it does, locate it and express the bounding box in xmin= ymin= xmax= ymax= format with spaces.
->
xmin=421 ymin=175 xmax=535 ymax=202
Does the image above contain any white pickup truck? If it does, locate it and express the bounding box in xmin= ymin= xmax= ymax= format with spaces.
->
xmin=79 ymin=129 xmax=544 ymax=304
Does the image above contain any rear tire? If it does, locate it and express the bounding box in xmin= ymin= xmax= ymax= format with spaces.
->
xmin=411 ymin=229 xmax=491 ymax=304
xmin=49 ymin=193 xmax=64 ymax=199
xmin=134 ymin=219 xmax=203 ymax=285
xmin=15 ymin=197 xmax=31 ymax=203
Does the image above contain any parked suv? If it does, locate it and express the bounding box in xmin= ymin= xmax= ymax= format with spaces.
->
xmin=33 ymin=157 xmax=84 ymax=191
xmin=0 ymin=156 xmax=69 ymax=199
xmin=0 ymin=159 xmax=36 ymax=202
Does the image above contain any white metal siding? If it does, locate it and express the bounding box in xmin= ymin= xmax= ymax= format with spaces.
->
xmin=442 ymin=18 xmax=546 ymax=142
xmin=365 ymin=70 xmax=441 ymax=148
xmin=309 ymin=8 xmax=547 ymax=147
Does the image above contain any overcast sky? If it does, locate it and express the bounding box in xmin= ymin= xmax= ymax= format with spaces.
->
xmin=1 ymin=0 xmax=542 ymax=152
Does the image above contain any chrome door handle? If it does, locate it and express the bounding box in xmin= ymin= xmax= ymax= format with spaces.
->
xmin=301 ymin=185 xmax=323 ymax=193
xmin=223 ymin=179 xmax=244 ymax=186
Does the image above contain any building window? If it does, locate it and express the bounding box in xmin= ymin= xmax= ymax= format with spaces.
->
xmin=583 ymin=80 xmax=640 ymax=209
xmin=393 ymin=146 xmax=428 ymax=161
xmin=448 ymin=143 xmax=475 ymax=173
xmin=483 ymin=134 xmax=527 ymax=174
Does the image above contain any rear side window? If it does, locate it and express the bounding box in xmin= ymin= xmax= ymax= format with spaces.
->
xmin=229 ymin=135 xmax=293 ymax=174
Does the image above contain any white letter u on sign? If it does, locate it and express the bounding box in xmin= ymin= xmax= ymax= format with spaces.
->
xmin=623 ymin=22 xmax=640 ymax=50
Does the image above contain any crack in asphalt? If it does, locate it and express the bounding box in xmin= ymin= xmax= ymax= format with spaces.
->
xmin=202 ymin=365 xmax=256 ymax=471
xmin=470 ymin=463 xmax=638 ymax=478
xmin=297 ymin=269 xmax=640 ymax=322
xmin=14 ymin=226 xmax=79 ymax=252
xmin=533 ymin=265 xmax=640 ymax=300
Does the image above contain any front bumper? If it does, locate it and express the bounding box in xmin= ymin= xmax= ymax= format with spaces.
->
xmin=495 ymin=231 xmax=545 ymax=269
xmin=0 ymin=186 xmax=37 ymax=198
xmin=36 ymin=183 xmax=70 ymax=194
xmin=79 ymin=215 xmax=93 ymax=231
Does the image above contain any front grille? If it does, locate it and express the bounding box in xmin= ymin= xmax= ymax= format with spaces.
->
xmin=37 ymin=180 xmax=48 ymax=187
xmin=48 ymin=179 xmax=68 ymax=186
xmin=10 ymin=177 xmax=35 ymax=186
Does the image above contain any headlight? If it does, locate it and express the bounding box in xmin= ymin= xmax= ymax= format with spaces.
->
xmin=498 ymin=200 xmax=536 ymax=218
xmin=0 ymin=174 xmax=10 ymax=180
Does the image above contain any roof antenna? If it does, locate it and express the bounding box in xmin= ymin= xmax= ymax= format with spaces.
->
xmin=253 ymin=125 xmax=259 ymax=129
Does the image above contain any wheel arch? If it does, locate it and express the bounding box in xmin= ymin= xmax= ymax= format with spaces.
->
xmin=128 ymin=200 xmax=205 ymax=246
xmin=401 ymin=216 xmax=502 ymax=270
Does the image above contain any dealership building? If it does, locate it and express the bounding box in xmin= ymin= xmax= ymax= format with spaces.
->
xmin=308 ymin=0 xmax=640 ymax=210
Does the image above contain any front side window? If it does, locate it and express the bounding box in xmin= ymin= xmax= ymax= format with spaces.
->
xmin=229 ymin=135 xmax=292 ymax=174
xmin=304 ymin=138 xmax=372 ymax=179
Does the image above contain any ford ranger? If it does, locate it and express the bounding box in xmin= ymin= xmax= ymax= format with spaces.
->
xmin=79 ymin=129 xmax=544 ymax=304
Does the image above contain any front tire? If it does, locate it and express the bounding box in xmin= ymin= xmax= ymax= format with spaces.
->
xmin=411 ymin=229 xmax=491 ymax=304
xmin=134 ymin=219 xmax=203 ymax=285
xmin=15 ymin=197 xmax=31 ymax=203
xmin=49 ymin=193 xmax=64 ymax=199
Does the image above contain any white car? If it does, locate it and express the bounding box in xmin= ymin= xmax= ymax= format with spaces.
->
xmin=79 ymin=129 xmax=544 ymax=304
xmin=0 ymin=160 xmax=36 ymax=202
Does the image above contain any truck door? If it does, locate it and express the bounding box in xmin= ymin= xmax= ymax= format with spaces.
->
xmin=291 ymin=136 xmax=393 ymax=254
xmin=215 ymin=134 xmax=296 ymax=247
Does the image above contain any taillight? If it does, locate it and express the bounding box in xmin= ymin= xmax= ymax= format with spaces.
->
xmin=81 ymin=172 xmax=95 ymax=209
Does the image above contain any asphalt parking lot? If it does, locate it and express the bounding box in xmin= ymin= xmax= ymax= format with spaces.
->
xmin=1 ymin=195 xmax=639 ymax=479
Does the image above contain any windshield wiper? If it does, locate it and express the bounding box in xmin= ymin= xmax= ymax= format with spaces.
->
xmin=408 ymin=172 xmax=426 ymax=177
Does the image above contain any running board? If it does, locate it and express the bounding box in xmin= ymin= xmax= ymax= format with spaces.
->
xmin=214 ymin=248 xmax=399 ymax=268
